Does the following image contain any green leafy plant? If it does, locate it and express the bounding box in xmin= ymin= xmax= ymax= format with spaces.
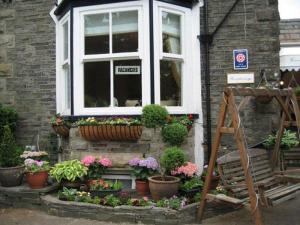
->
xmin=103 ymin=194 xmax=121 ymax=207
xmin=141 ymin=104 xmax=169 ymax=128
xmin=263 ymin=129 xmax=299 ymax=150
xmin=0 ymin=125 xmax=23 ymax=167
xmin=58 ymin=187 xmax=77 ymax=201
xmin=126 ymin=197 xmax=152 ymax=207
xmin=170 ymin=115 xmax=193 ymax=127
xmin=90 ymin=179 xmax=123 ymax=191
xmin=0 ymin=103 xmax=18 ymax=138
xmin=50 ymin=159 xmax=88 ymax=182
xmin=24 ymin=159 xmax=50 ymax=173
xmin=180 ymin=177 xmax=203 ymax=191
xmin=160 ymin=147 xmax=186 ymax=175
xmin=162 ymin=123 xmax=188 ymax=146
xmin=156 ymin=196 xmax=187 ymax=210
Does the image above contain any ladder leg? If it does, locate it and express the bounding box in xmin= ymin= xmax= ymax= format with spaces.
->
xmin=227 ymin=91 xmax=263 ymax=225
xmin=197 ymin=94 xmax=228 ymax=222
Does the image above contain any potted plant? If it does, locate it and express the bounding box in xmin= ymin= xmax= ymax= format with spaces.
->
xmin=263 ymin=129 xmax=299 ymax=150
xmin=141 ymin=104 xmax=169 ymax=128
xmin=148 ymin=147 xmax=185 ymax=200
xmin=0 ymin=126 xmax=24 ymax=187
xmin=81 ymin=155 xmax=112 ymax=187
xmin=89 ymin=179 xmax=122 ymax=198
xmin=128 ymin=156 xmax=159 ymax=196
xmin=77 ymin=117 xmax=143 ymax=141
xmin=162 ymin=122 xmax=188 ymax=146
xmin=201 ymin=165 xmax=220 ymax=190
xmin=50 ymin=114 xmax=70 ymax=137
xmin=24 ymin=158 xmax=50 ymax=189
xmin=171 ymin=162 xmax=202 ymax=197
xmin=168 ymin=115 xmax=194 ymax=131
xmin=50 ymin=159 xmax=88 ymax=189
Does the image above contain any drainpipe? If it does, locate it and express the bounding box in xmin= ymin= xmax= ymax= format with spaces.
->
xmin=199 ymin=0 xmax=212 ymax=162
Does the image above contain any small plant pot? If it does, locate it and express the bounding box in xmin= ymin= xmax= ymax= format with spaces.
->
xmin=90 ymin=189 xmax=121 ymax=198
xmin=0 ymin=165 xmax=25 ymax=187
xmin=201 ymin=175 xmax=220 ymax=190
xmin=52 ymin=124 xmax=70 ymax=137
xmin=135 ymin=180 xmax=150 ymax=196
xmin=60 ymin=179 xmax=82 ymax=189
xmin=148 ymin=176 xmax=180 ymax=200
xmin=26 ymin=171 xmax=49 ymax=189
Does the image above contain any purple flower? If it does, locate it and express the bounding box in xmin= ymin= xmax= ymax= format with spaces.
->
xmin=128 ymin=157 xmax=140 ymax=167
xmin=138 ymin=157 xmax=159 ymax=170
xmin=36 ymin=161 xmax=44 ymax=167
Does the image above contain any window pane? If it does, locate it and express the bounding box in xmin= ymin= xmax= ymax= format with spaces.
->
xmin=160 ymin=60 xmax=182 ymax=106
xmin=84 ymin=61 xmax=110 ymax=107
xmin=85 ymin=14 xmax=109 ymax=54
xmin=63 ymin=22 xmax=68 ymax=60
xmin=162 ymin=12 xmax=181 ymax=54
xmin=112 ymin=11 xmax=138 ymax=53
xmin=63 ymin=64 xmax=71 ymax=110
xmin=114 ymin=60 xmax=142 ymax=107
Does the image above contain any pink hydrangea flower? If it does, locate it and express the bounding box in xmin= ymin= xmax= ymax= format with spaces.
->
xmin=81 ymin=155 xmax=96 ymax=166
xmin=99 ymin=157 xmax=112 ymax=167
xmin=171 ymin=162 xmax=198 ymax=177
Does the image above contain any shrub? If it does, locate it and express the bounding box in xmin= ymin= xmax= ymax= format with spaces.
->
xmin=162 ymin=123 xmax=188 ymax=146
xmin=160 ymin=147 xmax=186 ymax=175
xmin=263 ymin=129 xmax=299 ymax=150
xmin=0 ymin=125 xmax=23 ymax=167
xmin=0 ymin=103 xmax=18 ymax=138
xmin=141 ymin=104 xmax=169 ymax=128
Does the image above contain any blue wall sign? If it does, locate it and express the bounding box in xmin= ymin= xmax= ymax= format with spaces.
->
xmin=233 ymin=49 xmax=248 ymax=70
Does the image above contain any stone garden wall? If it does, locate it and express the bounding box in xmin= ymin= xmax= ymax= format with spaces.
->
xmin=62 ymin=126 xmax=196 ymax=167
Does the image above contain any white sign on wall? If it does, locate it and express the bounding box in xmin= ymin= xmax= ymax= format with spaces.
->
xmin=227 ymin=72 xmax=255 ymax=84
xmin=115 ymin=66 xmax=141 ymax=75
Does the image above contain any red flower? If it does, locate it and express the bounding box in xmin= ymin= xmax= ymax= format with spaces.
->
xmin=188 ymin=114 xmax=193 ymax=120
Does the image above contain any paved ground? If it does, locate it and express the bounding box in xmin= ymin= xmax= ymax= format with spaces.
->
xmin=0 ymin=194 xmax=299 ymax=225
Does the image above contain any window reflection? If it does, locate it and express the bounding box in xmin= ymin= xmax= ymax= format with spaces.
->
xmin=162 ymin=12 xmax=181 ymax=54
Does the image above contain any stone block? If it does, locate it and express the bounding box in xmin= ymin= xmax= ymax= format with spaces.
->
xmin=0 ymin=9 xmax=15 ymax=20
xmin=0 ymin=49 xmax=7 ymax=62
xmin=0 ymin=34 xmax=15 ymax=48
xmin=0 ymin=63 xmax=12 ymax=76
xmin=256 ymin=8 xmax=278 ymax=22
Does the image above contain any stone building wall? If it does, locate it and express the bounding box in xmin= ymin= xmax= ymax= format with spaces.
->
xmin=0 ymin=0 xmax=56 ymax=147
xmin=201 ymin=0 xmax=281 ymax=158
xmin=62 ymin=126 xmax=196 ymax=167
xmin=280 ymin=19 xmax=300 ymax=43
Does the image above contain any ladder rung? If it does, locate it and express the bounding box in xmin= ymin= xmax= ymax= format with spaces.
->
xmin=220 ymin=127 xmax=235 ymax=134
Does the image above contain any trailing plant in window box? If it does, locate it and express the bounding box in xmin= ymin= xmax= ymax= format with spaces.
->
xmin=77 ymin=117 xmax=143 ymax=141
xmin=162 ymin=122 xmax=188 ymax=146
xmin=50 ymin=114 xmax=70 ymax=137
xmin=141 ymin=104 xmax=169 ymax=128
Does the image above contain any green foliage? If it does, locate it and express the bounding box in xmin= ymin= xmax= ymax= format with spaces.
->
xmin=58 ymin=187 xmax=77 ymax=201
xmin=126 ymin=197 xmax=152 ymax=207
xmin=50 ymin=160 xmax=88 ymax=182
xmin=0 ymin=103 xmax=18 ymax=138
xmin=160 ymin=147 xmax=186 ymax=175
xmin=156 ymin=196 xmax=186 ymax=210
xmin=293 ymin=86 xmax=300 ymax=96
xmin=180 ymin=177 xmax=203 ymax=191
xmin=104 ymin=194 xmax=121 ymax=207
xmin=141 ymin=104 xmax=169 ymax=128
xmin=131 ymin=166 xmax=157 ymax=181
xmin=0 ymin=125 xmax=23 ymax=167
xmin=162 ymin=123 xmax=188 ymax=146
xmin=170 ymin=115 xmax=193 ymax=127
xmin=263 ymin=129 xmax=299 ymax=150
xmin=193 ymin=193 xmax=202 ymax=202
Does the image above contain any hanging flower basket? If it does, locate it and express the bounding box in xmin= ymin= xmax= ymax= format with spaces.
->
xmin=79 ymin=125 xmax=142 ymax=141
xmin=77 ymin=117 xmax=143 ymax=141
xmin=52 ymin=125 xmax=70 ymax=137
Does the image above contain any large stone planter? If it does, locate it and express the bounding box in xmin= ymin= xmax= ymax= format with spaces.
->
xmin=148 ymin=176 xmax=180 ymax=200
xmin=78 ymin=125 xmax=143 ymax=141
xmin=0 ymin=165 xmax=25 ymax=187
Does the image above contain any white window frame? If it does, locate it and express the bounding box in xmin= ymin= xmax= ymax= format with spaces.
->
xmin=73 ymin=1 xmax=150 ymax=116
xmin=56 ymin=12 xmax=71 ymax=115
xmin=153 ymin=1 xmax=201 ymax=114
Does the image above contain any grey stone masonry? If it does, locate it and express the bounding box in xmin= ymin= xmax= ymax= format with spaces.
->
xmin=280 ymin=19 xmax=300 ymax=43
xmin=201 ymin=0 xmax=280 ymax=157
xmin=0 ymin=0 xmax=56 ymax=147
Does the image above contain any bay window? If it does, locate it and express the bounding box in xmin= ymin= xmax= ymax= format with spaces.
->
xmin=53 ymin=0 xmax=201 ymax=116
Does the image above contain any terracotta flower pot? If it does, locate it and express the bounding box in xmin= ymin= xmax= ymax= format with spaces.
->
xmin=0 ymin=165 xmax=25 ymax=187
xmin=26 ymin=171 xmax=49 ymax=189
xmin=135 ymin=180 xmax=150 ymax=196
xmin=52 ymin=124 xmax=70 ymax=137
xmin=148 ymin=176 xmax=180 ymax=200
xmin=201 ymin=175 xmax=220 ymax=190
xmin=79 ymin=125 xmax=143 ymax=141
